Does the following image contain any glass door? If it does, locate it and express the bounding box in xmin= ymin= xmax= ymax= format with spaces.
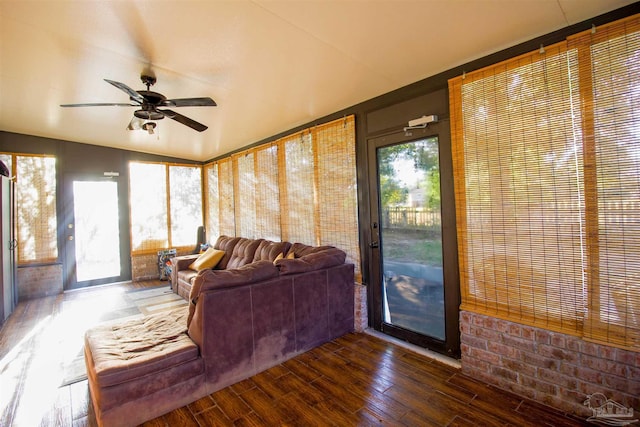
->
xmin=368 ymin=123 xmax=460 ymax=357
xmin=64 ymin=176 xmax=128 ymax=289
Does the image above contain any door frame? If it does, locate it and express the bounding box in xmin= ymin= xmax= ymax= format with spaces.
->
xmin=366 ymin=120 xmax=460 ymax=358
xmin=62 ymin=173 xmax=131 ymax=290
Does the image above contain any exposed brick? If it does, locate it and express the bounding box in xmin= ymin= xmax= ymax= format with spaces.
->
xmin=565 ymin=336 xmax=581 ymax=352
xmin=558 ymin=361 xmax=579 ymax=377
xmin=550 ymin=334 xmax=566 ymax=349
xmin=538 ymin=344 xmax=579 ymax=364
xmin=494 ymin=318 xmax=510 ymax=333
xmin=580 ymin=341 xmax=599 ymax=357
xmin=521 ymin=326 xmax=535 ymax=341
xmin=17 ymin=264 xmax=63 ymax=300
xmin=523 ymin=352 xmax=559 ymax=371
xmin=535 ymin=329 xmax=552 ymax=345
xmin=598 ymin=345 xmax=616 ymax=361
xmin=576 ymin=366 xmax=603 ymax=385
xmin=629 ymin=365 xmax=640 ymax=381
xmin=616 ymin=348 xmax=637 ymax=366
xmin=602 ymin=373 xmax=634 ymax=394
xmin=474 ymin=325 xmax=500 ymax=341
xmin=502 ymin=334 xmax=536 ymax=352
xmin=519 ymin=374 xmax=557 ymax=395
xmin=460 ymin=311 xmax=472 ymax=324
xmin=581 ymin=354 xmax=626 ymax=377
xmin=502 ymin=358 xmax=536 ymax=377
xmin=488 ymin=341 xmax=521 ymax=360
xmin=462 ymin=333 xmax=488 ymax=351
xmin=491 ymin=366 xmax=519 ymax=382
xmin=508 ymin=323 xmax=522 ymax=337
xmin=469 ymin=346 xmax=500 ymax=365
xmin=538 ymin=369 xmax=577 ymax=390
xmin=483 ymin=316 xmax=497 ymax=330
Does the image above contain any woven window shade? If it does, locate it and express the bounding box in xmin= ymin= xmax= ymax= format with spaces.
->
xmin=234 ymin=152 xmax=257 ymax=238
xmin=450 ymin=42 xmax=586 ymax=333
xmin=16 ymin=155 xmax=58 ymax=263
xmin=451 ymin=14 xmax=640 ymax=349
xmin=279 ymin=131 xmax=316 ymax=244
xmin=569 ymin=16 xmax=640 ymax=348
xmin=217 ymin=158 xmax=236 ymax=236
xmin=129 ymin=162 xmax=169 ymax=253
xmin=314 ymin=116 xmax=361 ymax=281
xmin=202 ymin=115 xmax=359 ymax=280
xmin=169 ymin=165 xmax=203 ymax=248
xmin=254 ymin=144 xmax=281 ymax=241
xmin=204 ymin=163 xmax=220 ymax=241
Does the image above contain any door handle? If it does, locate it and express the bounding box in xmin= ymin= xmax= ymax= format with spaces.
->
xmin=369 ymin=241 xmax=379 ymax=248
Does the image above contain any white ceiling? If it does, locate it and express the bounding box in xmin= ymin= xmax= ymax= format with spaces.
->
xmin=0 ymin=0 xmax=636 ymax=161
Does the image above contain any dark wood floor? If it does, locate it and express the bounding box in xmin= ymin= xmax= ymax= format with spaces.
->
xmin=0 ymin=281 xmax=589 ymax=427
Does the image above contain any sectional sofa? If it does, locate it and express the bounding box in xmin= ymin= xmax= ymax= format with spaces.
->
xmin=84 ymin=236 xmax=355 ymax=427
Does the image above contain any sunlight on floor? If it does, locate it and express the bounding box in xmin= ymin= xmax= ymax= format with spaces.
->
xmin=5 ymin=287 xmax=127 ymax=426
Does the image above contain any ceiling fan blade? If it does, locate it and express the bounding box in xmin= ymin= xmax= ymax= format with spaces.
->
xmin=162 ymin=97 xmax=217 ymax=107
xmin=104 ymin=79 xmax=145 ymax=104
xmin=60 ymin=102 xmax=134 ymax=107
xmin=159 ymin=109 xmax=208 ymax=132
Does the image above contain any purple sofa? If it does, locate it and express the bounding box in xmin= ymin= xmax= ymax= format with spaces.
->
xmin=84 ymin=236 xmax=355 ymax=427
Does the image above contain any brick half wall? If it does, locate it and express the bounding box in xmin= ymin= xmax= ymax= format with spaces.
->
xmin=460 ymin=311 xmax=639 ymax=418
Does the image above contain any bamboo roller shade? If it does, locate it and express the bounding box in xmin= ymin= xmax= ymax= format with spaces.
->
xmin=449 ymin=14 xmax=639 ymax=350
xmin=205 ymin=115 xmax=361 ymax=282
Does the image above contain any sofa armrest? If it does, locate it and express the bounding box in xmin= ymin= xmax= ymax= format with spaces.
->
xmin=170 ymin=255 xmax=200 ymax=286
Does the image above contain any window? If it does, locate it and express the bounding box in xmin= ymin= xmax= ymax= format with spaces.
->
xmin=204 ymin=116 xmax=361 ymax=280
xmin=449 ymin=15 xmax=639 ymax=349
xmin=129 ymin=162 xmax=202 ymax=253
xmin=0 ymin=153 xmax=58 ymax=264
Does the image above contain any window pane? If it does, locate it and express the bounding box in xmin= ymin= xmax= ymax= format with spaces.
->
xmin=16 ymin=156 xmax=58 ymax=262
xmin=169 ymin=165 xmax=203 ymax=247
xmin=129 ymin=162 xmax=168 ymax=252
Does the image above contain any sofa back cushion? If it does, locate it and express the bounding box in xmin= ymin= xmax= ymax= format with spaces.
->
xmin=226 ymin=238 xmax=264 ymax=269
xmin=275 ymin=245 xmax=346 ymax=275
xmin=253 ymin=240 xmax=292 ymax=263
xmin=212 ymin=236 xmax=241 ymax=270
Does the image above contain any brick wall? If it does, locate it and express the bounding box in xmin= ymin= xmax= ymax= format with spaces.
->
xmin=17 ymin=264 xmax=63 ymax=300
xmin=354 ymin=283 xmax=367 ymax=332
xmin=460 ymin=310 xmax=639 ymax=418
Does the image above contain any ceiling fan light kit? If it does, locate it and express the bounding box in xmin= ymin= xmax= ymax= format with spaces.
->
xmin=60 ymin=75 xmax=216 ymax=133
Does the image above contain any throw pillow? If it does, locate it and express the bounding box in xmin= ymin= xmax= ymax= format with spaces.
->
xmin=189 ymin=248 xmax=225 ymax=271
xmin=273 ymin=251 xmax=294 ymax=264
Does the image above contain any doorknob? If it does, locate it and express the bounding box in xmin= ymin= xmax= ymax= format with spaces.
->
xmin=68 ymin=236 xmax=74 ymax=241
xmin=369 ymin=241 xmax=379 ymax=248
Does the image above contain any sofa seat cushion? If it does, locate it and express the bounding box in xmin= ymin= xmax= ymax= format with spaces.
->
xmin=177 ymin=269 xmax=198 ymax=286
xmin=85 ymin=308 xmax=197 ymax=387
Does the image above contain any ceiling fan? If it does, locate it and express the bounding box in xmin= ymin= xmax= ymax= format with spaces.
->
xmin=60 ymin=75 xmax=216 ymax=133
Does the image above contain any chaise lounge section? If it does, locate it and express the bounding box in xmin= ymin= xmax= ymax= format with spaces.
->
xmin=84 ymin=236 xmax=355 ymax=427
